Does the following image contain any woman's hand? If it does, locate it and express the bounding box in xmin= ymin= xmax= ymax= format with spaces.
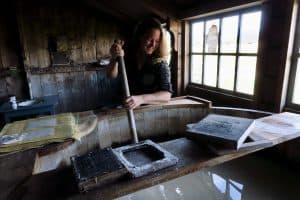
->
xmin=110 ymin=39 xmax=125 ymax=59
xmin=125 ymin=95 xmax=144 ymax=109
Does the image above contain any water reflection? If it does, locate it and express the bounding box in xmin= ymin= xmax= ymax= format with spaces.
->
xmin=116 ymin=155 xmax=300 ymax=200
xmin=117 ymin=170 xmax=244 ymax=200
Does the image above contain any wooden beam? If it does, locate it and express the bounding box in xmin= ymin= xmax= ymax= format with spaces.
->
xmin=178 ymin=0 xmax=264 ymax=19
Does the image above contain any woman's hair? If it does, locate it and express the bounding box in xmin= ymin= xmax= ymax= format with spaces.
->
xmin=133 ymin=18 xmax=171 ymax=64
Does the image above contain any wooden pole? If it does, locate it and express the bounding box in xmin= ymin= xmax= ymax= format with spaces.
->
xmin=118 ymin=56 xmax=139 ymax=143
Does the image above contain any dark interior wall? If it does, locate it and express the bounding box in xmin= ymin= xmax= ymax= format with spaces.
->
xmin=14 ymin=0 xmax=126 ymax=112
xmin=0 ymin=1 xmax=27 ymax=104
xmin=17 ymin=0 xmax=122 ymax=68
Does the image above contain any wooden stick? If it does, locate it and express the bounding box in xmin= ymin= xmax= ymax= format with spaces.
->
xmin=118 ymin=56 xmax=139 ymax=143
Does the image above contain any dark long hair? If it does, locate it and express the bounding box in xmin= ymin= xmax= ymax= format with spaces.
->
xmin=129 ymin=18 xmax=170 ymax=68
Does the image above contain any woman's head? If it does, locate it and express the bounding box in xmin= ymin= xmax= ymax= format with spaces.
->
xmin=134 ymin=18 xmax=170 ymax=59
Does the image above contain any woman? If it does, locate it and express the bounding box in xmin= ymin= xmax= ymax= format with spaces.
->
xmin=107 ymin=18 xmax=172 ymax=109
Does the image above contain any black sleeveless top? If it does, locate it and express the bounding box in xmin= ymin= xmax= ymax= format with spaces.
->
xmin=126 ymin=61 xmax=173 ymax=95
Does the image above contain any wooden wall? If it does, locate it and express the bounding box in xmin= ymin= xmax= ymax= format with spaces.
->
xmin=17 ymin=2 xmax=121 ymax=68
xmin=29 ymin=70 xmax=121 ymax=112
xmin=0 ymin=2 xmax=27 ymax=104
xmin=15 ymin=0 xmax=125 ymax=112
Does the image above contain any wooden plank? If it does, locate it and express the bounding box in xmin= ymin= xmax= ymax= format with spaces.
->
xmin=70 ymin=71 xmax=84 ymax=112
xmin=29 ymin=74 xmax=43 ymax=98
xmin=0 ymin=149 xmax=37 ymax=200
xmin=143 ymin=110 xmax=155 ymax=139
xmin=108 ymin=116 xmax=122 ymax=145
xmin=0 ymin=78 xmax=7 ymax=97
xmin=0 ymin=17 xmax=3 ymax=68
xmin=156 ymin=108 xmax=168 ymax=136
xmin=0 ymin=16 xmax=18 ymax=69
xmin=27 ymin=9 xmax=40 ymax=67
xmin=65 ymin=72 xmax=76 ymax=112
xmin=55 ymin=73 xmax=72 ymax=112
xmin=95 ymin=20 xmax=119 ymax=58
xmin=37 ymin=6 xmax=50 ymax=68
xmin=135 ymin=112 xmax=145 ymax=139
xmin=16 ymin=5 xmax=29 ymax=68
xmin=40 ymin=74 xmax=58 ymax=96
xmin=98 ymin=119 xmax=112 ymax=149
xmin=81 ymin=13 xmax=96 ymax=62
xmin=66 ymin=9 xmax=83 ymax=64
xmin=167 ymin=108 xmax=180 ymax=136
xmin=84 ymin=71 xmax=97 ymax=110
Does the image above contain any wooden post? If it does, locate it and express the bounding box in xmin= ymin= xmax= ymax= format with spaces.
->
xmin=118 ymin=56 xmax=139 ymax=143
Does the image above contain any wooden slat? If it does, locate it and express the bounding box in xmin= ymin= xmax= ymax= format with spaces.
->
xmin=0 ymin=78 xmax=7 ymax=97
xmin=96 ymin=20 xmax=119 ymax=58
xmin=29 ymin=74 xmax=43 ymax=98
xmin=81 ymin=13 xmax=96 ymax=62
xmin=84 ymin=71 xmax=98 ymax=110
xmin=40 ymin=74 xmax=58 ymax=96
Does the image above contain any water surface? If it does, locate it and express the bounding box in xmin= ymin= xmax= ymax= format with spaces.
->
xmin=117 ymin=154 xmax=299 ymax=200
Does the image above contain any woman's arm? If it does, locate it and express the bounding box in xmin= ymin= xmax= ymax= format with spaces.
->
xmin=106 ymin=59 xmax=118 ymax=78
xmin=125 ymin=91 xmax=171 ymax=109
xmin=106 ymin=40 xmax=124 ymax=79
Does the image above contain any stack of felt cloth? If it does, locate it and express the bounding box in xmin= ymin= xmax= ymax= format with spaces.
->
xmin=0 ymin=113 xmax=80 ymax=153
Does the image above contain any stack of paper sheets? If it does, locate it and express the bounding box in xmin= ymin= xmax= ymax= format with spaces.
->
xmin=0 ymin=113 xmax=79 ymax=153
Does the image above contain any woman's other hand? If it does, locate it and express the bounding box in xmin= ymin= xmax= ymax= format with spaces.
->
xmin=110 ymin=39 xmax=125 ymax=58
xmin=125 ymin=95 xmax=144 ymax=109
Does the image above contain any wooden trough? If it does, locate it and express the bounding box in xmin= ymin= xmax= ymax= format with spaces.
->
xmin=1 ymin=96 xmax=299 ymax=200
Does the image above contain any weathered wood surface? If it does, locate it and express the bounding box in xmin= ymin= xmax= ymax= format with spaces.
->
xmin=0 ymin=6 xmax=20 ymax=69
xmin=28 ymin=69 xmax=121 ymax=112
xmin=17 ymin=2 xmax=121 ymax=68
xmin=0 ymin=3 xmax=27 ymax=103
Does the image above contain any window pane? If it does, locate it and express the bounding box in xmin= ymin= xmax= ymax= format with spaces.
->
xmin=205 ymin=19 xmax=219 ymax=53
xmin=292 ymin=58 xmax=300 ymax=104
xmin=191 ymin=22 xmax=204 ymax=52
xmin=190 ymin=55 xmax=203 ymax=84
xmin=204 ymin=55 xmax=218 ymax=87
xmin=239 ymin=11 xmax=261 ymax=53
xmin=220 ymin=15 xmax=238 ymax=53
xmin=219 ymin=56 xmax=236 ymax=90
xmin=236 ymin=56 xmax=257 ymax=94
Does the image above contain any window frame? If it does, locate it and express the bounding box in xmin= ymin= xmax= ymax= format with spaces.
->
xmin=188 ymin=6 xmax=262 ymax=100
xmin=286 ymin=8 xmax=300 ymax=111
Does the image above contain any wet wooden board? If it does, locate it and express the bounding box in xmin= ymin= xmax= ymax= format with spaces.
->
xmin=15 ymin=137 xmax=270 ymax=200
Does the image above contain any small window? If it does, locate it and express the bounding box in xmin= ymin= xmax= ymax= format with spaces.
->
xmin=189 ymin=8 xmax=262 ymax=97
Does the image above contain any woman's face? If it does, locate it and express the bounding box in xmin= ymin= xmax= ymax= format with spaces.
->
xmin=141 ymin=28 xmax=161 ymax=55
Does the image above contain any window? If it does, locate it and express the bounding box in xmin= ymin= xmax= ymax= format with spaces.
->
xmin=287 ymin=8 xmax=300 ymax=109
xmin=189 ymin=8 xmax=262 ymax=97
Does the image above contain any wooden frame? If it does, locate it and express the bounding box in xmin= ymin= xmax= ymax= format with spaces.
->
xmin=286 ymin=4 xmax=300 ymax=111
xmin=187 ymin=6 xmax=262 ymax=100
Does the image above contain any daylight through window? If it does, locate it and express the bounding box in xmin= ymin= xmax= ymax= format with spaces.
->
xmin=190 ymin=8 xmax=262 ymax=96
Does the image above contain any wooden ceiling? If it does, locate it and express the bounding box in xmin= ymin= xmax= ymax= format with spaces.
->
xmin=11 ymin=0 xmax=256 ymax=24
xmin=82 ymin=0 xmax=213 ymax=23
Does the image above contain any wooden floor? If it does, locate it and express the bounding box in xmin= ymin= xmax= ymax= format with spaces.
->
xmin=12 ymin=137 xmax=269 ymax=200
